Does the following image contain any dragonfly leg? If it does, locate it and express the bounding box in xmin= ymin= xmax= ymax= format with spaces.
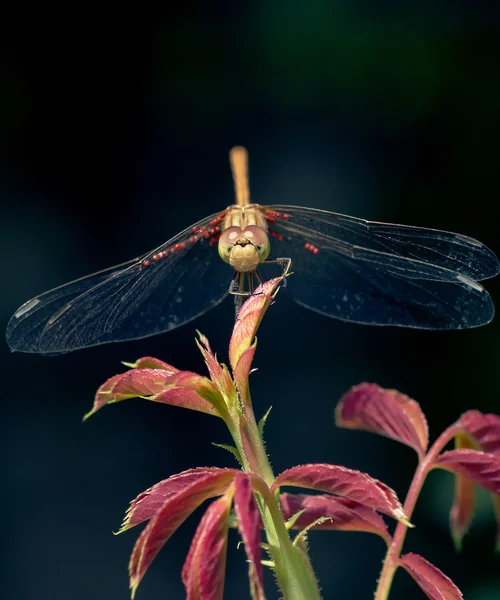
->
xmin=263 ymin=257 xmax=292 ymax=287
xmin=249 ymin=270 xmax=270 ymax=298
xmin=229 ymin=271 xmax=254 ymax=318
xmin=232 ymin=272 xmax=251 ymax=317
xmin=229 ymin=271 xmax=252 ymax=297
xmin=275 ymin=257 xmax=292 ymax=277
xmin=229 ymin=272 xmax=240 ymax=295
xmin=248 ymin=272 xmax=254 ymax=294
xmin=234 ymin=292 xmax=243 ymax=318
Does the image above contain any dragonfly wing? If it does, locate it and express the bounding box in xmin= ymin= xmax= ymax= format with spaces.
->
xmin=264 ymin=205 xmax=497 ymax=329
xmin=7 ymin=257 xmax=139 ymax=353
xmin=7 ymin=211 xmax=230 ymax=353
xmin=267 ymin=205 xmax=500 ymax=281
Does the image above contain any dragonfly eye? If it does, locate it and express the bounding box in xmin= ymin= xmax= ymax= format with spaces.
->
xmin=218 ymin=226 xmax=243 ymax=264
xmin=243 ymin=226 xmax=270 ymax=261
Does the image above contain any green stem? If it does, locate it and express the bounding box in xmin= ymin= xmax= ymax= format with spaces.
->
xmin=237 ymin=402 xmax=276 ymax=487
xmin=229 ymin=402 xmax=322 ymax=600
xmin=374 ymin=424 xmax=461 ymax=600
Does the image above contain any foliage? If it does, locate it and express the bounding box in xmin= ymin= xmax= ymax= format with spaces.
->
xmin=89 ymin=278 xmax=500 ymax=599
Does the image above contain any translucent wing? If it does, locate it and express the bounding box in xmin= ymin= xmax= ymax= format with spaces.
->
xmin=6 ymin=211 xmax=230 ymax=353
xmin=263 ymin=205 xmax=500 ymax=329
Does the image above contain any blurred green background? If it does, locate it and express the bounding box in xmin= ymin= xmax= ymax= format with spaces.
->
xmin=2 ymin=3 xmax=500 ymax=599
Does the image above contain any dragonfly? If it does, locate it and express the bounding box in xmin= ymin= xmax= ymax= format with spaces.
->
xmin=6 ymin=146 xmax=500 ymax=354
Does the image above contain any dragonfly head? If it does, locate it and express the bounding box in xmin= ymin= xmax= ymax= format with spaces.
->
xmin=218 ymin=225 xmax=270 ymax=272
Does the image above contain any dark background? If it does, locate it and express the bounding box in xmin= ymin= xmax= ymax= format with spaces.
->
xmin=2 ymin=3 xmax=500 ymax=599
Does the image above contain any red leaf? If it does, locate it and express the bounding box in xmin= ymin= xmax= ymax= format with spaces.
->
xmin=88 ymin=373 xmax=124 ymax=414
xmin=399 ymin=553 xmax=463 ymax=599
xmin=182 ymin=491 xmax=233 ymax=600
xmin=127 ymin=469 xmax=238 ymax=597
xmin=449 ymin=435 xmax=476 ymax=550
xmin=233 ymin=344 xmax=256 ymax=407
xmin=103 ymin=368 xmax=172 ymax=396
xmin=121 ymin=468 xmax=234 ymax=531
xmin=229 ymin=278 xmax=281 ymax=374
xmin=129 ymin=357 xmax=179 ymax=372
xmin=336 ymin=383 xmax=428 ymax=456
xmin=272 ymin=464 xmax=409 ymax=524
xmin=196 ymin=333 xmax=235 ymax=400
xmin=233 ymin=473 xmax=266 ymax=600
xmin=87 ymin=369 xmax=221 ymax=419
xmin=452 ymin=413 xmax=500 ymax=549
xmin=434 ymin=449 xmax=500 ymax=494
xmin=279 ymin=493 xmax=390 ymax=543
xmin=87 ymin=368 xmax=178 ymax=418
xmin=457 ymin=410 xmax=500 ymax=455
xmin=152 ymin=387 xmax=220 ymax=416
xmin=152 ymin=371 xmax=224 ymax=415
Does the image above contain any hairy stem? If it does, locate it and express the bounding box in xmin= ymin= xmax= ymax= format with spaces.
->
xmin=229 ymin=401 xmax=323 ymax=600
xmin=374 ymin=424 xmax=461 ymax=600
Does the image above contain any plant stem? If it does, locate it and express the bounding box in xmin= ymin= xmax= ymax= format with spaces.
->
xmin=374 ymin=424 xmax=461 ymax=600
xmin=229 ymin=402 xmax=323 ymax=600
xmin=238 ymin=402 xmax=276 ymax=487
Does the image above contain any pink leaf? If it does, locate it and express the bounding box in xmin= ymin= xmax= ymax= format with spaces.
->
xmin=449 ymin=435 xmax=476 ymax=550
xmin=434 ymin=449 xmax=500 ymax=494
xmin=103 ymin=368 xmax=172 ymax=396
xmin=279 ymin=493 xmax=390 ymax=543
xmin=457 ymin=410 xmax=500 ymax=455
xmin=233 ymin=473 xmax=266 ymax=600
xmin=182 ymin=491 xmax=233 ymax=600
xmin=452 ymin=412 xmax=500 ymax=549
xmin=399 ymin=553 xmax=463 ymax=599
xmin=122 ymin=468 xmax=233 ymax=531
xmin=129 ymin=357 xmax=179 ymax=372
xmin=127 ymin=469 xmax=238 ymax=597
xmin=87 ymin=373 xmax=124 ymax=416
xmin=86 ymin=368 xmax=178 ymax=418
xmin=229 ymin=278 xmax=281 ymax=374
xmin=272 ymin=464 xmax=409 ymax=524
xmin=152 ymin=387 xmax=220 ymax=416
xmin=336 ymin=383 xmax=428 ymax=457
xmin=86 ymin=369 xmax=221 ymax=419
xmin=233 ymin=344 xmax=257 ymax=407
xmin=153 ymin=371 xmax=224 ymax=415
xmin=196 ymin=333 xmax=235 ymax=400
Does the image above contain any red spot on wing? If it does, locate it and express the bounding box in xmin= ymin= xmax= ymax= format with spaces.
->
xmin=265 ymin=209 xmax=288 ymax=218
xmin=209 ymin=214 xmax=225 ymax=227
xmin=305 ymin=242 xmax=319 ymax=254
xmin=269 ymin=229 xmax=284 ymax=242
xmin=142 ymin=214 xmax=225 ymax=267
xmin=208 ymin=233 xmax=221 ymax=247
xmin=266 ymin=209 xmax=291 ymax=225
